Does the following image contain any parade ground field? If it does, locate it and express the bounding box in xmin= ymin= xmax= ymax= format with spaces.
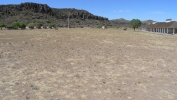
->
xmin=0 ymin=28 xmax=177 ymax=100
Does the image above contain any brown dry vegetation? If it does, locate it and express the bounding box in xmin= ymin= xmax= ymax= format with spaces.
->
xmin=0 ymin=28 xmax=177 ymax=100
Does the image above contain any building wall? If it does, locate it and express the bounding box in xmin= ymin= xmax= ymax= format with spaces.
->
xmin=168 ymin=28 xmax=173 ymax=34
xmin=168 ymin=28 xmax=177 ymax=34
xmin=175 ymin=29 xmax=177 ymax=33
xmin=144 ymin=27 xmax=177 ymax=34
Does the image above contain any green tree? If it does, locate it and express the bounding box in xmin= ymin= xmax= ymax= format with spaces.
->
xmin=28 ymin=23 xmax=35 ymax=29
xmin=130 ymin=19 xmax=141 ymax=31
xmin=49 ymin=23 xmax=55 ymax=29
xmin=0 ymin=22 xmax=6 ymax=30
xmin=36 ymin=23 xmax=43 ymax=29
xmin=19 ymin=22 xmax=26 ymax=29
xmin=11 ymin=22 xmax=19 ymax=29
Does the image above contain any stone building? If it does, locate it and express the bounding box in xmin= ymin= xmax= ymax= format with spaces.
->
xmin=143 ymin=19 xmax=177 ymax=34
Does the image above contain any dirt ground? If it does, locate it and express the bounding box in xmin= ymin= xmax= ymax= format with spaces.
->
xmin=0 ymin=28 xmax=177 ymax=100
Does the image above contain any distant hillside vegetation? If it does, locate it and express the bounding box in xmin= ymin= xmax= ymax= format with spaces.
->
xmin=110 ymin=18 xmax=130 ymax=27
xmin=0 ymin=2 xmax=156 ymax=28
xmin=110 ymin=18 xmax=156 ymax=28
xmin=0 ymin=2 xmax=111 ymax=27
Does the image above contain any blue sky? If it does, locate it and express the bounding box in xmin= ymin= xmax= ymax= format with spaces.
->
xmin=1 ymin=0 xmax=177 ymax=22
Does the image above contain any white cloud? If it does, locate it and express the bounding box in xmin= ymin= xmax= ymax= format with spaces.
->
xmin=125 ymin=10 xmax=130 ymax=12
xmin=118 ymin=10 xmax=124 ymax=12
xmin=118 ymin=10 xmax=130 ymax=13
xmin=113 ymin=10 xmax=116 ymax=12
xmin=153 ymin=11 xmax=165 ymax=14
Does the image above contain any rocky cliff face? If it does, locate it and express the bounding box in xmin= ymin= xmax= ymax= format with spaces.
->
xmin=0 ymin=2 xmax=109 ymax=27
xmin=0 ymin=3 xmax=53 ymax=15
xmin=110 ymin=18 xmax=130 ymax=27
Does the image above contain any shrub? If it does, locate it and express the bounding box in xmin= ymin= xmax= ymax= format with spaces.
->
xmin=19 ymin=22 xmax=26 ymax=29
xmin=28 ymin=23 xmax=35 ymax=29
xmin=71 ymin=25 xmax=76 ymax=28
xmin=97 ymin=25 xmax=102 ymax=29
xmin=43 ymin=26 xmax=47 ymax=29
xmin=116 ymin=26 xmax=120 ymax=29
xmin=79 ymin=26 xmax=83 ymax=28
xmin=49 ymin=23 xmax=55 ymax=29
xmin=36 ymin=23 xmax=43 ymax=29
xmin=108 ymin=25 xmax=112 ymax=28
xmin=0 ymin=22 xmax=6 ymax=30
xmin=11 ymin=22 xmax=19 ymax=29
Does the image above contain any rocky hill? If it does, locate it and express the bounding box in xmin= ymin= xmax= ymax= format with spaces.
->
xmin=110 ymin=18 xmax=156 ymax=28
xmin=0 ymin=2 xmax=110 ymax=27
xmin=110 ymin=18 xmax=130 ymax=27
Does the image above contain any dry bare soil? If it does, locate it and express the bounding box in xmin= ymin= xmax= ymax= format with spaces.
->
xmin=0 ymin=28 xmax=177 ymax=100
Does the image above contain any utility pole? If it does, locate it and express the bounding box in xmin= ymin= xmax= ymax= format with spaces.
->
xmin=82 ymin=14 xmax=84 ymax=27
xmin=68 ymin=12 xmax=70 ymax=29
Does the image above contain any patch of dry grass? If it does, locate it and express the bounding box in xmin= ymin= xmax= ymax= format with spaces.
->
xmin=0 ymin=28 xmax=177 ymax=100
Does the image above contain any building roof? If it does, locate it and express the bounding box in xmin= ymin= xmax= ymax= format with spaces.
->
xmin=166 ymin=19 xmax=172 ymax=21
xmin=146 ymin=21 xmax=177 ymax=28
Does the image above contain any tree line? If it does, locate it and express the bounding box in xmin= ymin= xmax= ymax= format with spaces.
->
xmin=0 ymin=19 xmax=142 ymax=30
xmin=0 ymin=22 xmax=56 ymax=30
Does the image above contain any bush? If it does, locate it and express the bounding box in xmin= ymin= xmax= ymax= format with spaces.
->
xmin=28 ymin=23 xmax=35 ymax=29
xmin=43 ymin=26 xmax=47 ymax=29
xmin=97 ymin=25 xmax=102 ymax=29
xmin=36 ymin=23 xmax=43 ymax=29
xmin=116 ymin=26 xmax=120 ymax=29
xmin=11 ymin=22 xmax=19 ymax=29
xmin=0 ymin=22 xmax=6 ymax=30
xmin=71 ymin=25 xmax=76 ymax=28
xmin=49 ymin=23 xmax=55 ymax=29
xmin=19 ymin=22 xmax=26 ymax=29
